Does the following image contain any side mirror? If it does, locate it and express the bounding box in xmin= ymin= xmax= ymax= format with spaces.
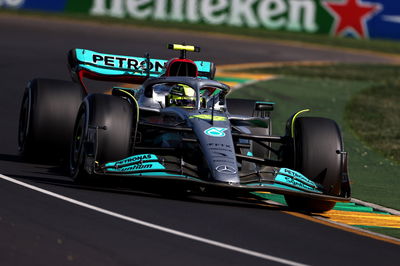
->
xmin=255 ymin=101 xmax=274 ymax=111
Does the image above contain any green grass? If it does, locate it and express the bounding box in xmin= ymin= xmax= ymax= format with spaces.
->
xmin=228 ymin=64 xmax=400 ymax=210
xmin=1 ymin=9 xmax=400 ymax=55
xmin=358 ymin=227 xmax=400 ymax=240
xmin=346 ymin=84 xmax=400 ymax=162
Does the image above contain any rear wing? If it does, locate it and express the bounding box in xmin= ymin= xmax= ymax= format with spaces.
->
xmin=68 ymin=48 xmax=215 ymax=84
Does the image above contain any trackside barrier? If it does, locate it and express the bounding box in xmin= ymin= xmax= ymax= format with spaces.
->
xmin=1 ymin=0 xmax=400 ymax=40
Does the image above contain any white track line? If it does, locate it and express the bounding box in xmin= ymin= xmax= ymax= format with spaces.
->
xmin=0 ymin=174 xmax=308 ymax=266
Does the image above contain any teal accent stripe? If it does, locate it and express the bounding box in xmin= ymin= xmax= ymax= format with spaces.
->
xmin=333 ymin=203 xmax=390 ymax=214
xmin=256 ymin=101 xmax=275 ymax=105
xmin=333 ymin=205 xmax=374 ymax=212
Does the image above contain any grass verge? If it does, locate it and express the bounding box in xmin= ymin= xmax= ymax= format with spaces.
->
xmin=346 ymin=84 xmax=400 ymax=162
xmin=359 ymin=227 xmax=400 ymax=240
xmin=1 ymin=9 xmax=400 ymax=55
xmin=228 ymin=64 xmax=400 ymax=210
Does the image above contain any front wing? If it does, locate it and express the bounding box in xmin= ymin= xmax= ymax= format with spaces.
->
xmin=92 ymin=153 xmax=351 ymax=203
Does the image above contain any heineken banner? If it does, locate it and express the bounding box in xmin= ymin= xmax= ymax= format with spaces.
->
xmin=1 ymin=0 xmax=399 ymax=40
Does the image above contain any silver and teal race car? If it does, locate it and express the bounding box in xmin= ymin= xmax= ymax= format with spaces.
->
xmin=18 ymin=44 xmax=351 ymax=212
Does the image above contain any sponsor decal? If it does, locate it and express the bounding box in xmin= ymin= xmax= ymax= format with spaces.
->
xmin=107 ymin=162 xmax=166 ymax=172
xmin=275 ymin=171 xmax=321 ymax=193
xmin=383 ymin=15 xmax=400 ymax=24
xmin=189 ymin=114 xmax=227 ymax=121
xmin=74 ymin=48 xmax=213 ymax=76
xmin=84 ymin=0 xmax=400 ymax=40
xmin=74 ymin=49 xmax=167 ymax=72
xmin=216 ymin=165 xmax=237 ymax=174
xmin=87 ymin=0 xmax=319 ymax=33
xmin=120 ymin=163 xmax=153 ymax=172
xmin=91 ymin=53 xmax=165 ymax=71
xmin=105 ymin=154 xmax=167 ymax=173
xmin=213 ymin=159 xmax=235 ymax=163
xmin=105 ymin=154 xmax=157 ymax=167
xmin=204 ymin=127 xmax=228 ymax=137
xmin=279 ymin=168 xmax=318 ymax=188
xmin=117 ymin=154 xmax=153 ymax=164
xmin=323 ymin=0 xmax=382 ymax=38
xmin=208 ymin=143 xmax=232 ymax=148
xmin=208 ymin=143 xmax=233 ymax=152
xmin=2 ymin=0 xmax=399 ymax=40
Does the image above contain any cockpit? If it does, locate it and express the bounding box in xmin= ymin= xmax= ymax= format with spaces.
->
xmin=143 ymin=78 xmax=229 ymax=110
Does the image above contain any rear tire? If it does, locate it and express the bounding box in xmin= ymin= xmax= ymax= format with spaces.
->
xmin=285 ymin=117 xmax=344 ymax=213
xmin=70 ymin=94 xmax=134 ymax=181
xmin=18 ymin=78 xmax=85 ymax=160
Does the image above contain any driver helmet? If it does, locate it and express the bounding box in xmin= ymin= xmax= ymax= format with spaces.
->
xmin=166 ymin=84 xmax=196 ymax=108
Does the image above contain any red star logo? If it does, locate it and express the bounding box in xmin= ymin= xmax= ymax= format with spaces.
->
xmin=323 ymin=0 xmax=382 ymax=38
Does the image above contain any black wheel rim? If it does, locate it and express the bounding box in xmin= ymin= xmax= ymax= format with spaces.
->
xmin=18 ymin=94 xmax=30 ymax=151
xmin=71 ymin=111 xmax=86 ymax=173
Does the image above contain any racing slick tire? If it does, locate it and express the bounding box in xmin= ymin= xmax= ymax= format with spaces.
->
xmin=70 ymin=94 xmax=134 ymax=181
xmin=18 ymin=78 xmax=85 ymax=160
xmin=285 ymin=117 xmax=344 ymax=213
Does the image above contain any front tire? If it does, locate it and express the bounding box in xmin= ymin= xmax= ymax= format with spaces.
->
xmin=70 ymin=94 xmax=134 ymax=181
xmin=285 ymin=117 xmax=345 ymax=213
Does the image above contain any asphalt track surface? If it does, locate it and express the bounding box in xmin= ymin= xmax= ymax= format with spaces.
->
xmin=0 ymin=15 xmax=398 ymax=266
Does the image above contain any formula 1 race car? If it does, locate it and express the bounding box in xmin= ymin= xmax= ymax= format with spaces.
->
xmin=18 ymin=44 xmax=351 ymax=212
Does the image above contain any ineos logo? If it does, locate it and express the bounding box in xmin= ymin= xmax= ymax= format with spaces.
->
xmin=216 ymin=165 xmax=237 ymax=174
xmin=204 ymin=127 xmax=227 ymax=137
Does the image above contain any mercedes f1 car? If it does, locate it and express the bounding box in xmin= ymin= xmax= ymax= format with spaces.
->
xmin=18 ymin=44 xmax=351 ymax=212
